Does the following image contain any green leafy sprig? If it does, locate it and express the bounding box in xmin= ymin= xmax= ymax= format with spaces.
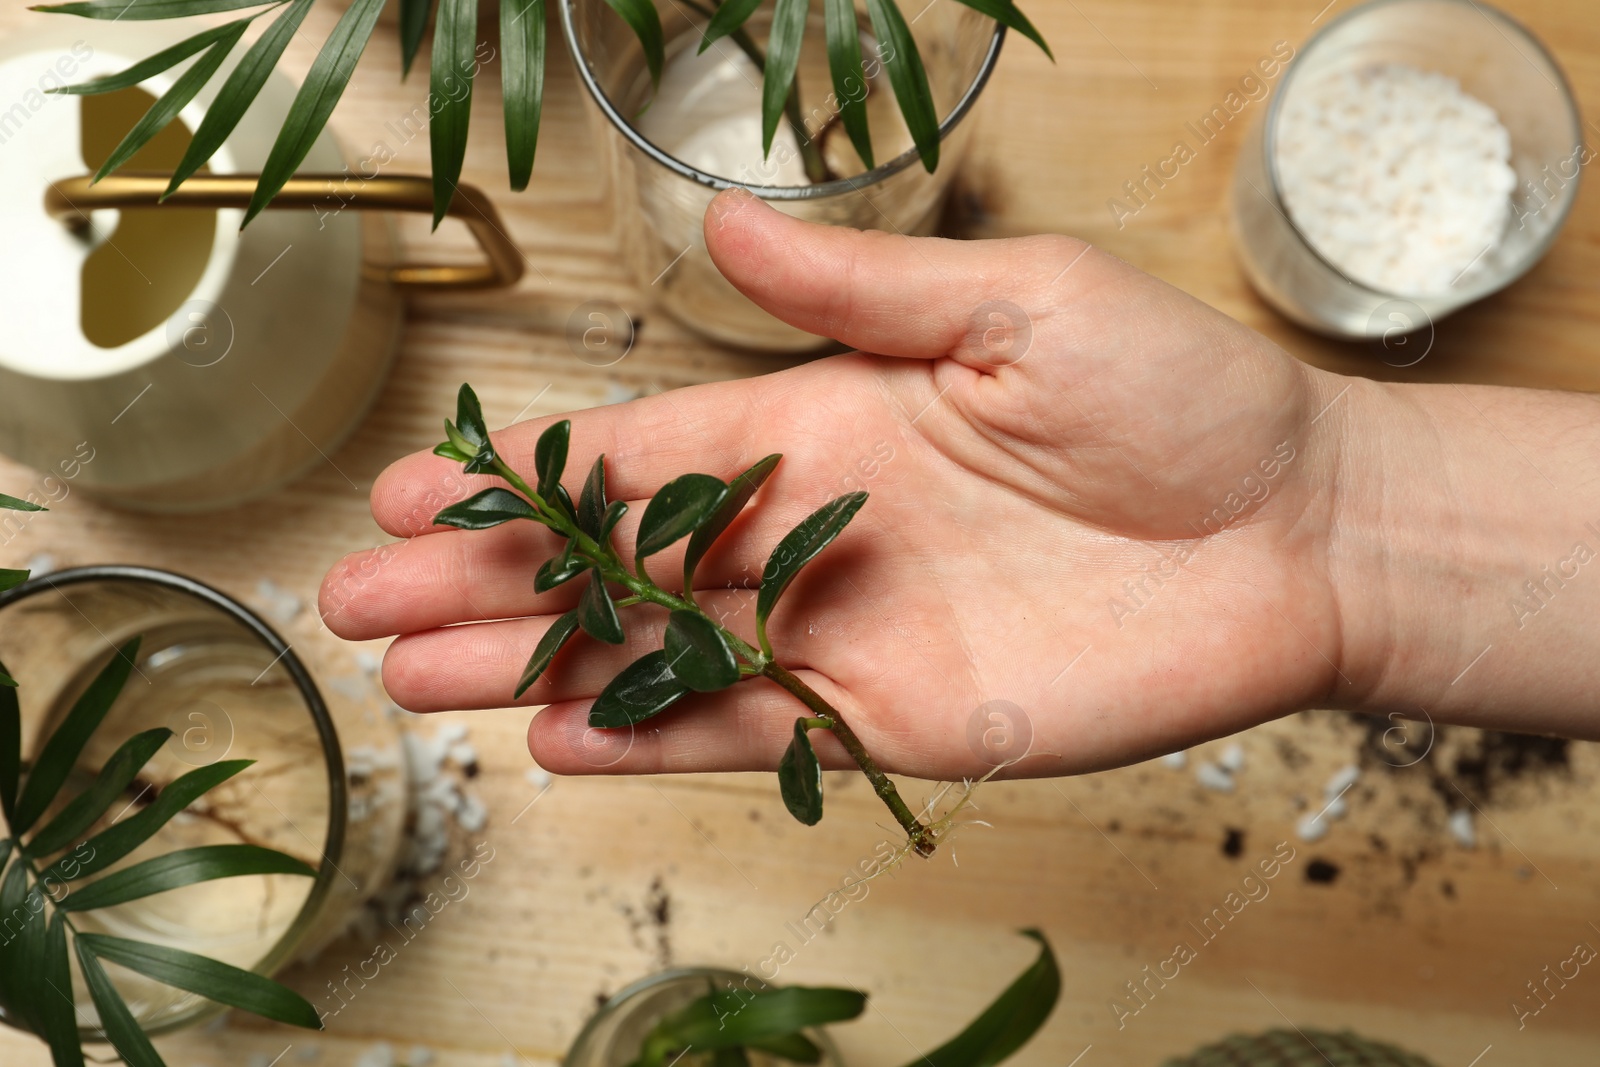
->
xmin=432 ymin=384 xmax=939 ymax=855
xmin=0 ymin=633 xmax=323 ymax=1067
xmin=34 ymin=0 xmax=1051 ymax=223
xmin=626 ymin=930 xmax=1060 ymax=1067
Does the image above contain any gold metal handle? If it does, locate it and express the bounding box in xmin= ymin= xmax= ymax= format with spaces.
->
xmin=44 ymin=173 xmax=525 ymax=293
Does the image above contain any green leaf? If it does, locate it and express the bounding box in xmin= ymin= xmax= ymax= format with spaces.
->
xmin=655 ymin=986 xmax=866 ymax=1050
xmin=636 ymin=474 xmax=729 ymax=568
xmin=515 ymin=610 xmax=580 ymax=698
xmin=399 ymin=0 xmax=434 ymax=77
xmin=501 ymin=0 xmax=546 ymax=191
xmin=434 ymin=488 xmax=541 ymax=530
xmin=713 ymin=1048 xmax=752 ymax=1067
xmin=33 ymin=0 xmax=272 ymax=18
xmin=588 ymin=651 xmax=688 ymax=728
xmin=697 ymin=0 xmax=761 ymax=53
xmin=577 ymin=571 xmax=624 ymax=645
xmin=683 ymin=454 xmax=780 ymax=592
xmin=0 ymin=861 xmax=40 ymax=1031
xmin=93 ymin=19 xmax=250 ymax=182
xmin=454 ymin=384 xmax=491 ymax=450
xmin=534 ymin=420 xmax=571 ymax=502
xmin=534 ymin=552 xmax=589 ymax=593
xmin=864 ymin=0 xmax=939 ymax=172
xmin=553 ymin=483 xmax=578 ymax=524
xmin=0 ymin=492 xmax=44 ymax=511
xmin=747 ymin=1032 xmax=823 ymax=1064
xmin=27 ymin=727 xmax=172 ymax=858
xmin=663 ymin=611 xmax=739 ymax=692
xmin=13 ymin=637 xmax=140 ymax=835
xmin=77 ymin=940 xmax=166 ymax=1067
xmin=0 ymin=659 xmax=19 ymax=821
xmin=578 ymin=455 xmax=608 ymax=539
xmin=244 ymin=0 xmax=387 ymax=226
xmin=0 ymin=669 xmax=15 ymax=688
xmin=76 ymin=933 xmax=322 ymax=1029
xmin=35 ymin=913 xmax=85 ymax=1067
xmin=761 ymin=0 xmax=809 ymax=158
xmin=777 ymin=718 xmax=823 ymax=825
xmin=429 ymin=0 xmax=478 ymax=226
xmin=49 ymin=759 xmax=253 ymax=883
xmin=434 ymin=440 xmax=473 ymax=462
xmin=61 ymin=843 xmax=315 ymax=912
xmin=601 ymin=0 xmax=664 ymax=85
xmin=950 ymin=0 xmax=1053 ymax=59
xmin=756 ymin=492 xmax=867 ymax=627
xmin=600 ymin=500 xmax=629 ymax=543
xmin=823 ymin=0 xmax=874 ymax=169
xmin=0 ymin=568 xmax=31 ymax=593
xmin=164 ymin=0 xmax=317 ymax=198
xmin=46 ymin=20 xmax=241 ymax=95
xmin=900 ymin=930 xmax=1060 ymax=1067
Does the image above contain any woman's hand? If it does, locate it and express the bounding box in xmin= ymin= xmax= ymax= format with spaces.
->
xmin=320 ymin=190 xmax=1600 ymax=780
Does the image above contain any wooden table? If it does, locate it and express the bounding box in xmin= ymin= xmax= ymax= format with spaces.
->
xmin=4 ymin=1 xmax=1600 ymax=1064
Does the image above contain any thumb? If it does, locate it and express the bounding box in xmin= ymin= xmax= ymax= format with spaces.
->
xmin=703 ymin=188 xmax=1090 ymax=363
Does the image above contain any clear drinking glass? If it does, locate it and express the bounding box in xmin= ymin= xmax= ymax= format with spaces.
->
xmin=565 ymin=968 xmax=845 ymax=1067
xmin=0 ymin=566 xmax=405 ymax=1039
xmin=559 ymin=0 xmax=1005 ymax=352
xmin=1231 ymin=0 xmax=1582 ymax=339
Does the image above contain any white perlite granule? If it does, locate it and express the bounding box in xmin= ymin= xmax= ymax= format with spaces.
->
xmin=1275 ymin=63 xmax=1517 ymax=296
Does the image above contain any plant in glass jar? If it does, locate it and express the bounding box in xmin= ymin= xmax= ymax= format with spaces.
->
xmin=569 ymin=930 xmax=1059 ymax=1067
xmin=0 ymin=493 xmax=324 ymax=1067
xmin=31 ymin=0 xmax=1050 ymax=223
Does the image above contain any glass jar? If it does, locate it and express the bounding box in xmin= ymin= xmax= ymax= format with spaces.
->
xmin=565 ymin=967 xmax=845 ymax=1067
xmin=1231 ymin=0 xmax=1582 ymax=339
xmin=0 ymin=566 xmax=405 ymax=1039
xmin=558 ymin=0 xmax=1004 ymax=352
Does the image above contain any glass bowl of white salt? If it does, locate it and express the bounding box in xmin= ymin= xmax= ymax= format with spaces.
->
xmin=1231 ymin=0 xmax=1582 ymax=340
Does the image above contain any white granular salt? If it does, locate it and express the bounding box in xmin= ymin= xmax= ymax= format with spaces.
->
xmin=1275 ymin=63 xmax=1517 ymax=296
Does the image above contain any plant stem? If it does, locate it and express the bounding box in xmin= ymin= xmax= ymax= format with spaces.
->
xmin=761 ymin=662 xmax=937 ymax=857
xmin=492 ymin=454 xmax=934 ymax=854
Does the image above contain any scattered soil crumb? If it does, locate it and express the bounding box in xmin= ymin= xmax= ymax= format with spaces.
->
xmin=1306 ymin=859 xmax=1341 ymax=885
xmin=1222 ymin=827 xmax=1245 ymax=859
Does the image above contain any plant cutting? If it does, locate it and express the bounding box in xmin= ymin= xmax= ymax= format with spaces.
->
xmin=593 ymin=929 xmax=1059 ymax=1067
xmin=32 ymin=0 xmax=1050 ymax=224
xmin=432 ymin=384 xmax=974 ymax=857
xmin=1 ymin=493 xmax=323 ymax=1067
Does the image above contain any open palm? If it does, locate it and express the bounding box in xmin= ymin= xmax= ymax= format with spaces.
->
xmin=321 ymin=191 xmax=1353 ymax=782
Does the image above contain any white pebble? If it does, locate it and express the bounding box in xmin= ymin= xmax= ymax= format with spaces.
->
xmin=1219 ymin=743 xmax=1246 ymax=773
xmin=1321 ymin=795 xmax=1348 ymax=820
xmin=448 ymin=741 xmax=478 ymax=768
xmin=1296 ymin=812 xmax=1330 ymax=842
xmin=254 ymin=577 xmax=304 ymax=625
xmin=1195 ymin=762 xmax=1234 ymax=793
xmin=459 ymin=792 xmax=489 ymax=832
xmin=24 ymin=552 xmax=55 ymax=577
xmin=1448 ymin=809 xmax=1477 ymax=849
xmin=435 ymin=722 xmax=469 ymax=747
xmin=525 ymin=767 xmax=553 ymax=789
xmin=355 ymin=649 xmax=382 ymax=675
xmin=408 ymin=1047 xmax=435 ymax=1067
xmin=354 ymin=1044 xmax=396 ymax=1067
xmin=1324 ymin=764 xmax=1361 ymax=799
xmin=296 ymin=1046 xmax=323 ymax=1062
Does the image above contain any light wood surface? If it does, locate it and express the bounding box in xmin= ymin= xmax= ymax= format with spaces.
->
xmin=4 ymin=1 xmax=1600 ymax=1065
